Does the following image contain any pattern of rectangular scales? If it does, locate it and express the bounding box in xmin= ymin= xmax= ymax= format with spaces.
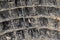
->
xmin=0 ymin=0 xmax=60 ymax=40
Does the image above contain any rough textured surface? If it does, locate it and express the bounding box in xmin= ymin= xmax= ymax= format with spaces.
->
xmin=0 ymin=0 xmax=60 ymax=40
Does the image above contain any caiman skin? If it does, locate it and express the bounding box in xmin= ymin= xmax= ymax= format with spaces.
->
xmin=0 ymin=0 xmax=60 ymax=40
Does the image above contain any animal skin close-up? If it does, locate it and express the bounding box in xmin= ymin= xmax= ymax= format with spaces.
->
xmin=0 ymin=0 xmax=60 ymax=40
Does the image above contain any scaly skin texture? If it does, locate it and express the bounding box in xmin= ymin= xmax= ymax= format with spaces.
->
xmin=0 ymin=0 xmax=60 ymax=40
